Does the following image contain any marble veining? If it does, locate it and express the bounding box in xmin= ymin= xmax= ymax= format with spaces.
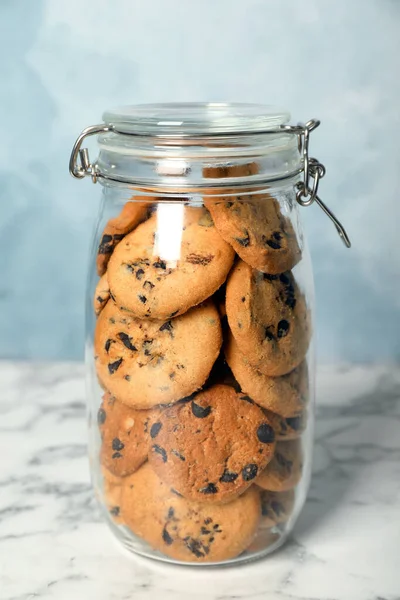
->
xmin=0 ymin=362 xmax=399 ymax=600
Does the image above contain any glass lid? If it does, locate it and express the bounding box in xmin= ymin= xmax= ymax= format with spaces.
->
xmin=102 ymin=102 xmax=291 ymax=136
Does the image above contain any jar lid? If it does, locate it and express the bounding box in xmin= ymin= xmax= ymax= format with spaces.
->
xmin=102 ymin=102 xmax=291 ymax=136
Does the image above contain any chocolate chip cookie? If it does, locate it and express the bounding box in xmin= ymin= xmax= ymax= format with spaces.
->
xmin=94 ymin=273 xmax=110 ymax=316
xmin=226 ymin=260 xmax=311 ymax=376
xmin=259 ymin=489 xmax=295 ymax=528
xmin=120 ymin=462 xmax=261 ymax=563
xmin=148 ymin=384 xmax=276 ymax=503
xmin=94 ymin=300 xmax=222 ymax=408
xmin=257 ymin=440 xmax=303 ymax=492
xmin=98 ymin=393 xmax=162 ymax=476
xmin=107 ymin=206 xmax=235 ymax=319
xmin=204 ymin=193 xmax=301 ymax=274
xmin=225 ymin=332 xmax=308 ymax=418
xmin=97 ymin=200 xmax=149 ymax=276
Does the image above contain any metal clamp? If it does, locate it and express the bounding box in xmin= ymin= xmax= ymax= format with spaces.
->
xmin=69 ymin=124 xmax=111 ymax=183
xmin=69 ymin=118 xmax=351 ymax=247
xmin=295 ymin=120 xmax=351 ymax=248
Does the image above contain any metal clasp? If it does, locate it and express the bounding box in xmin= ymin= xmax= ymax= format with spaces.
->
xmin=69 ymin=124 xmax=111 ymax=183
xmin=296 ymin=120 xmax=351 ymax=248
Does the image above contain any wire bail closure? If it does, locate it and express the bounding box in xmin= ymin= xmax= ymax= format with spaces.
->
xmin=69 ymin=118 xmax=351 ymax=248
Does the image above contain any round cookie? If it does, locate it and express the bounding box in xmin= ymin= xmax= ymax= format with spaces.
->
xmin=96 ymin=200 xmax=149 ymax=276
xmin=259 ymin=489 xmax=295 ymax=528
xmin=204 ymin=193 xmax=301 ymax=274
xmin=262 ymin=408 xmax=306 ymax=441
xmin=257 ymin=440 xmax=303 ymax=492
xmin=149 ymin=384 xmax=276 ymax=503
xmin=226 ymin=260 xmax=311 ymax=376
xmin=94 ymin=300 xmax=222 ymax=408
xmin=225 ymin=333 xmax=308 ymax=417
xmin=107 ymin=206 xmax=235 ymax=319
xmin=98 ymin=393 xmax=162 ymax=476
xmin=94 ymin=273 xmax=110 ymax=316
xmin=120 ymin=462 xmax=261 ymax=563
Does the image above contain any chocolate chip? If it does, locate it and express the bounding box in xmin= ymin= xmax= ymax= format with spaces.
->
xmin=266 ymin=239 xmax=281 ymax=249
xmin=167 ymin=507 xmax=175 ymax=519
xmin=199 ymin=483 xmax=218 ymax=495
xmin=191 ymin=401 xmax=211 ymax=418
xmin=213 ymin=523 xmax=221 ymax=531
xmin=242 ymin=464 xmax=258 ymax=481
xmin=264 ymin=327 xmax=275 ymax=342
xmin=234 ymin=231 xmax=250 ymax=247
xmin=219 ymin=470 xmax=238 ymax=483
xmin=143 ymin=280 xmax=155 ymax=291
xmin=171 ymin=449 xmax=185 ymax=461
xmin=209 ymin=536 xmax=215 ymax=543
xmin=150 ymin=422 xmax=162 ymax=438
xmin=271 ymin=501 xmax=284 ymax=516
xmin=184 ymin=537 xmax=206 ymax=558
xmin=135 ymin=268 xmax=144 ymax=280
xmin=96 ymin=296 xmax=104 ymax=304
xmin=162 ymin=526 xmax=173 ymax=545
xmin=240 ymin=395 xmax=254 ymax=404
xmin=257 ymin=423 xmax=275 ymax=444
xmin=169 ymin=372 xmax=175 ymax=379
xmin=104 ymin=339 xmax=113 ymax=353
xmin=204 ymin=518 xmax=212 ymax=525
xmin=153 ymin=444 xmax=167 ymax=462
xmin=286 ymin=416 xmax=302 ymax=430
xmin=97 ymin=408 xmax=106 ymax=425
xmin=241 ymin=296 xmax=246 ymax=302
xmin=98 ymin=234 xmax=113 ymax=255
xmin=112 ymin=438 xmax=124 ymax=451
xmin=153 ymin=260 xmax=166 ymax=269
xmin=159 ymin=321 xmax=174 ymax=336
xmin=108 ymin=358 xmax=123 ymax=374
xmin=110 ymin=506 xmax=120 ymax=516
xmin=277 ymin=320 xmax=290 ymax=338
xmin=124 ymin=375 xmax=131 ymax=381
xmin=138 ymin=295 xmax=147 ymax=304
xmin=186 ymin=253 xmax=214 ymax=265
xmin=170 ymin=488 xmax=182 ymax=497
xmin=117 ymin=332 xmax=137 ymax=351
xmin=201 ymin=527 xmax=211 ymax=535
xmin=112 ymin=451 xmax=122 ymax=459
xmin=225 ymin=202 xmax=234 ymax=208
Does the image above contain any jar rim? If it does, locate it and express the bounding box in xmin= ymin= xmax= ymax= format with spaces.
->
xmin=102 ymin=102 xmax=291 ymax=136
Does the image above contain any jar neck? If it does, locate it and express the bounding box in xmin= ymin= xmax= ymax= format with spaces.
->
xmin=96 ymin=130 xmax=302 ymax=190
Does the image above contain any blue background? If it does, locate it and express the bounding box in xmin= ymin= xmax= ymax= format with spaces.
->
xmin=1 ymin=0 xmax=399 ymax=363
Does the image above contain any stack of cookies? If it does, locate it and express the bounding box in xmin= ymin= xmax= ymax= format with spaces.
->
xmin=93 ymin=189 xmax=310 ymax=563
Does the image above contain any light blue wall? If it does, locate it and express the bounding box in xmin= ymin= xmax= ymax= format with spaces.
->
xmin=1 ymin=0 xmax=399 ymax=362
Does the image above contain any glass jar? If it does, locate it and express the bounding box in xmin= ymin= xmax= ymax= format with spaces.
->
xmin=70 ymin=103 xmax=350 ymax=565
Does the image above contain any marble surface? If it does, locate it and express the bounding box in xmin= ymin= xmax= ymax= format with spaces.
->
xmin=1 ymin=362 xmax=399 ymax=600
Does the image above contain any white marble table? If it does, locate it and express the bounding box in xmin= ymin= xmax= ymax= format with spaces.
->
xmin=1 ymin=362 xmax=399 ymax=600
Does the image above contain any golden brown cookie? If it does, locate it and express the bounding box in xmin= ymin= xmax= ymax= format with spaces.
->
xmin=94 ymin=300 xmax=222 ymax=408
xmin=94 ymin=273 xmax=110 ymax=316
xmin=204 ymin=193 xmax=301 ymax=274
xmin=107 ymin=206 xmax=235 ymax=319
xmin=262 ymin=408 xmax=306 ymax=441
xmin=97 ymin=200 xmax=149 ymax=276
xmin=259 ymin=489 xmax=295 ymax=528
xmin=148 ymin=385 xmax=276 ymax=503
xmin=226 ymin=260 xmax=311 ymax=376
xmin=98 ymin=393 xmax=162 ymax=476
xmin=257 ymin=440 xmax=303 ymax=492
xmin=120 ymin=463 xmax=261 ymax=563
xmin=225 ymin=333 xmax=308 ymax=417
xmin=102 ymin=470 xmax=123 ymax=523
